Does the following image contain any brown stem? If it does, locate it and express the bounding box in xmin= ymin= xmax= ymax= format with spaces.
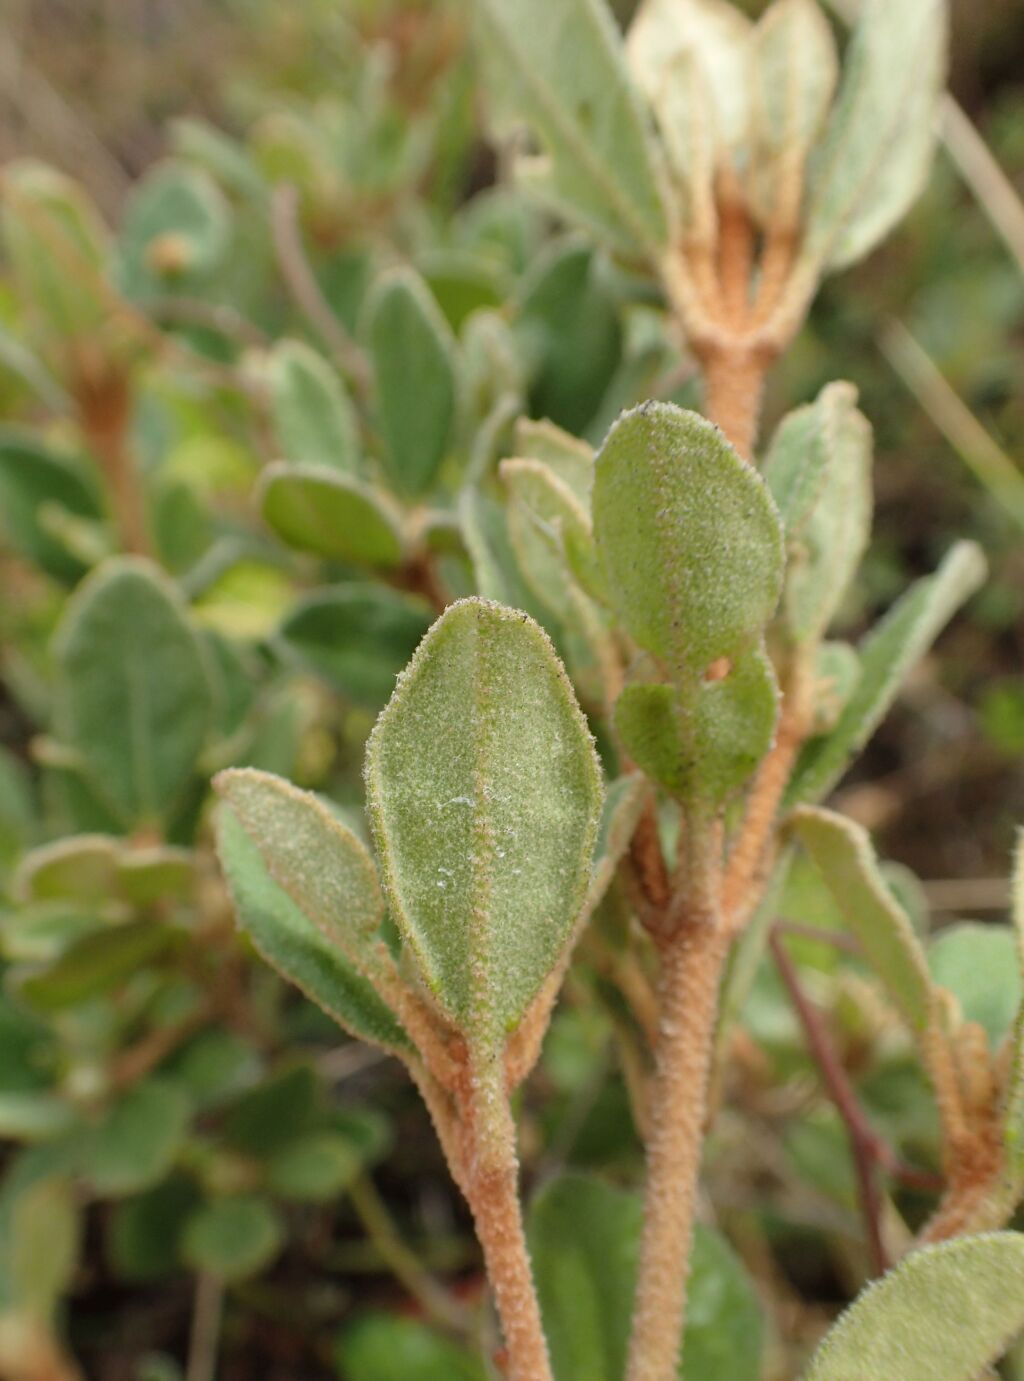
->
xmin=770 ymin=927 xmax=889 ymax=1275
xmin=74 ymin=359 xmax=150 ymax=556
xmin=464 ymin=1054 xmax=552 ymax=1381
xmin=699 ymin=344 xmax=771 ymax=461
xmin=185 ymin=1273 xmax=224 ymax=1381
xmin=626 ymin=833 xmax=727 ymax=1381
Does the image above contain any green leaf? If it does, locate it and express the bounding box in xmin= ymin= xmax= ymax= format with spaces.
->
xmin=1000 ymin=835 xmax=1024 ymax=1186
xmin=749 ymin=0 xmax=838 ymax=225
xmin=224 ymin=1066 xmax=317 ymax=1157
xmin=182 ymin=1195 xmax=284 ymax=1282
xmin=214 ymin=768 xmax=385 ymax=962
xmin=615 ymin=646 xmax=777 ymax=805
xmin=627 ymin=0 xmax=752 ymax=173
xmin=928 ymin=923 xmax=1022 ymax=1046
xmin=592 ymin=402 xmax=784 ymax=680
xmin=14 ymin=919 xmax=177 ymax=1012
xmin=14 ymin=835 xmax=119 ymax=905
xmin=108 ymin=1174 xmax=199 ymax=1282
xmin=0 ymin=427 xmax=101 ymax=582
xmin=8 ymin=1176 xmax=79 ymax=1320
xmin=118 ymin=160 xmax=230 ymax=298
xmin=513 ymin=417 xmax=594 ymax=505
xmin=586 ymin=775 xmax=649 ymax=915
xmin=500 ymin=456 xmax=604 ymax=600
xmin=266 ymin=1133 xmax=361 ymax=1201
xmin=787 ymin=542 xmax=986 ymax=804
xmin=54 ymin=557 xmax=213 ymax=827
xmin=803 ymin=1233 xmax=1024 ymax=1381
xmin=267 ymin=339 xmax=359 ymax=474
xmin=365 ymin=599 xmax=602 ymax=1048
xmin=366 ymin=268 xmax=455 ymax=497
xmin=85 ymin=1080 xmax=190 ymax=1197
xmin=458 ymin=488 xmax=547 ymax=615
xmin=278 ymin=585 xmax=432 ymax=709
xmin=169 ymin=116 xmax=265 ymax=201
xmin=0 ymin=1093 xmax=75 ymax=1144
xmin=765 ymin=382 xmax=872 ymax=644
xmin=0 ymin=160 xmax=109 ymax=340
xmin=335 ymin=1313 xmax=486 ymax=1381
xmin=801 ymin=0 xmax=947 ymax=273
xmin=528 ymin=1173 xmax=763 ymax=1380
xmin=215 ymin=808 xmax=411 ymax=1054
xmin=792 ymin=807 xmax=932 ymax=1031
xmin=259 ymin=463 xmax=404 ymax=568
xmin=475 ymin=0 xmax=670 ymax=257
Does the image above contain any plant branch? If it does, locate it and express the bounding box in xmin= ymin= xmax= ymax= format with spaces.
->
xmin=185 ymin=1272 xmax=224 ymax=1381
xmin=270 ymin=184 xmax=372 ymax=398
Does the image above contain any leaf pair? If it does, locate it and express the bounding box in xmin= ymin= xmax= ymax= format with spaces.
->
xmin=593 ymin=402 xmax=784 ymax=806
xmin=217 ymin=598 xmax=603 ymax=1058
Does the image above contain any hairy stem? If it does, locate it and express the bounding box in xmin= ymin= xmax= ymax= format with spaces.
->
xmin=75 ymin=362 xmax=150 ymax=556
xmin=465 ymin=1055 xmax=552 ymax=1381
xmin=699 ymin=345 xmax=769 ymax=462
xmin=626 ymin=830 xmax=726 ymax=1381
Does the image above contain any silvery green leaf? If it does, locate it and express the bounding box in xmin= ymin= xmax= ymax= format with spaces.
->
xmin=54 ymin=557 xmax=213 ymax=828
xmin=475 ymin=0 xmax=671 ymax=259
xmin=615 ymin=644 xmax=778 ymax=805
xmin=513 ymin=417 xmax=594 ymax=506
xmin=928 ymin=923 xmax=1021 ymax=1047
xmin=812 ymin=641 xmax=860 ymax=734
xmin=767 ymin=381 xmax=872 ymax=644
xmin=215 ymin=769 xmax=384 ymax=962
xmin=592 ymin=402 xmax=784 ymax=681
xmin=500 ymin=457 xmax=604 ymax=601
xmin=787 ymin=541 xmax=986 ymax=804
xmin=636 ymin=50 xmax=718 ymax=239
xmin=267 ymin=339 xmax=359 ymax=474
xmin=457 ymin=488 xmax=546 ymax=615
xmin=801 ymin=0 xmax=947 ymax=273
xmin=803 ymin=1233 xmax=1024 ymax=1381
xmin=792 ymin=806 xmax=932 ymax=1031
xmin=216 ymin=807 xmax=411 ymax=1054
xmin=627 ymin=0 xmax=753 ymax=164
xmin=364 ymin=599 xmax=602 ymax=1050
xmin=259 ymin=463 xmax=404 ymax=568
xmin=366 ymin=267 xmax=455 ymax=497
xmin=117 ymin=160 xmax=230 ymax=299
xmin=749 ymin=0 xmax=838 ymax=225
xmin=586 ymin=775 xmax=649 ymax=916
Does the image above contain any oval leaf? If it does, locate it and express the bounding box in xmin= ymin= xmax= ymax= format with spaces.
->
xmin=365 ymin=598 xmax=602 ymax=1048
xmin=267 ymin=339 xmax=359 ymax=474
xmin=259 ymin=463 xmax=404 ymax=568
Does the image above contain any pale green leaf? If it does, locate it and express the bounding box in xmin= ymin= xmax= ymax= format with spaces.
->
xmin=803 ymin=1233 xmax=1024 ymax=1381
xmin=259 ymin=463 xmax=404 ymax=568
xmin=278 ymin=585 xmax=431 ymax=709
xmin=85 ymin=1080 xmax=190 ymax=1197
xmin=267 ymin=339 xmax=359 ymax=474
xmin=54 ymin=557 xmax=213 ymax=827
xmin=366 ymin=268 xmax=455 ymax=497
xmin=635 ymin=50 xmax=717 ymax=240
xmin=500 ymin=457 xmax=604 ymax=600
xmin=214 ymin=768 xmax=384 ymax=959
xmin=928 ymin=923 xmax=1022 ymax=1046
xmin=476 ymin=0 xmax=670 ymax=258
xmin=528 ymin=1173 xmax=763 ymax=1380
xmin=118 ymin=160 xmax=230 ymax=298
xmin=749 ymin=0 xmax=838 ymax=224
xmin=586 ymin=775 xmax=649 ymax=916
xmin=14 ymin=835 xmax=119 ymax=905
xmin=792 ymin=807 xmax=932 ymax=1031
xmin=458 ymin=489 xmax=549 ymax=619
xmin=0 ymin=427 xmax=102 ymax=583
xmin=802 ymin=0 xmax=947 ymax=273
xmin=364 ymin=599 xmax=602 ymax=1048
xmin=336 ymin=1313 xmax=487 ymax=1381
xmin=787 ymin=541 xmax=986 ymax=804
xmin=9 ymin=1177 xmax=78 ymax=1321
xmin=513 ymin=417 xmax=594 ymax=505
xmin=215 ymin=807 xmax=410 ymax=1055
xmin=182 ymin=1195 xmax=283 ymax=1282
xmin=592 ymin=402 xmax=784 ymax=680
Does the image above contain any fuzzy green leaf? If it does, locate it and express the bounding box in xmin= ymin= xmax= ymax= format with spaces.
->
xmin=529 ymin=1173 xmax=763 ymax=1380
xmin=615 ymin=646 xmax=777 ymax=805
xmin=54 ymin=557 xmax=213 ymax=827
xmin=458 ymin=488 xmax=546 ymax=614
xmin=788 ymin=541 xmax=986 ymax=804
xmin=366 ymin=268 xmax=455 ymax=497
xmin=801 ymin=0 xmax=947 ymax=273
xmin=267 ymin=339 xmax=359 ymax=474
xmin=586 ymin=775 xmax=649 ymax=916
xmin=279 ymin=585 xmax=431 ymax=709
xmin=593 ymin=402 xmax=784 ymax=680
xmin=215 ymin=808 xmax=410 ymax=1055
xmin=182 ymin=1195 xmax=284 ymax=1282
xmin=214 ymin=768 xmax=384 ymax=957
xmin=792 ymin=807 xmax=932 ymax=1031
xmin=928 ymin=923 xmax=1022 ymax=1047
xmin=500 ymin=457 xmax=604 ymax=601
xmin=513 ymin=417 xmax=594 ymax=505
xmin=765 ymin=382 xmax=872 ymax=644
xmin=476 ymin=0 xmax=670 ymax=258
xmin=803 ymin=1233 xmax=1024 ymax=1381
xmin=365 ymin=599 xmax=602 ymax=1048
xmin=259 ymin=463 xmax=404 ymax=568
